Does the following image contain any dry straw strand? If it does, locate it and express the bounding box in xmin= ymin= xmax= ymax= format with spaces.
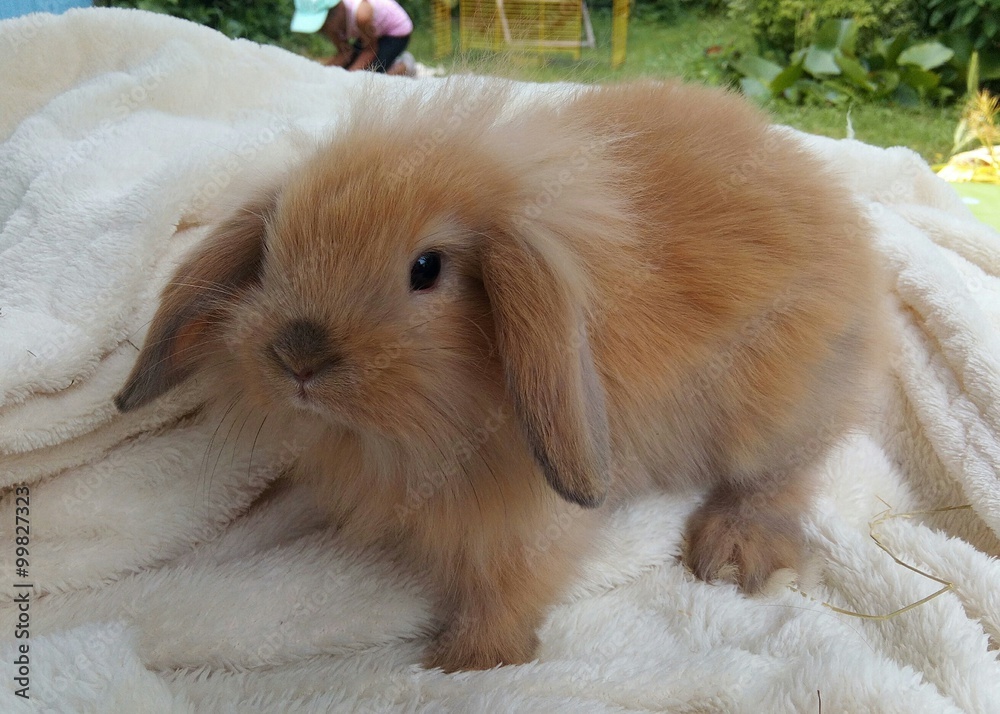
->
xmin=797 ymin=501 xmax=972 ymax=621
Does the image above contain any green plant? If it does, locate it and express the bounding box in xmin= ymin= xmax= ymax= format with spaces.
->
xmin=937 ymin=55 xmax=999 ymax=184
xmin=631 ymin=0 xmax=727 ymax=22
xmin=953 ymin=89 xmax=999 ymax=158
xmin=952 ymin=55 xmax=1000 ymax=157
xmin=919 ymin=0 xmax=1000 ymax=53
xmin=724 ymin=18 xmax=957 ymax=106
xmin=103 ymin=0 xmax=295 ymax=43
xmin=727 ymin=0 xmax=915 ymax=56
xmin=915 ymin=0 xmax=1000 ymax=86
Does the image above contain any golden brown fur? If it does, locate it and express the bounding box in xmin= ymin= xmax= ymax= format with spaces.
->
xmin=115 ymin=79 xmax=886 ymax=672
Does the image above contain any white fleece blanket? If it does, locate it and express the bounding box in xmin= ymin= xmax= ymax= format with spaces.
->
xmin=1 ymin=8 xmax=999 ymax=713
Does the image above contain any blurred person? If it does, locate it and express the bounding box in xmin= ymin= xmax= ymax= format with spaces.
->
xmin=291 ymin=0 xmax=416 ymax=76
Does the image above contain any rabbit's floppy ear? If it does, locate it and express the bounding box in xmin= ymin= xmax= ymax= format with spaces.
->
xmin=481 ymin=226 xmax=611 ymax=508
xmin=114 ymin=196 xmax=274 ymax=412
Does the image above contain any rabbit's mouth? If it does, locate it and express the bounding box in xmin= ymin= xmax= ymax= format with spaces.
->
xmin=288 ymin=391 xmax=331 ymax=420
xmin=289 ymin=379 xmax=324 ymax=407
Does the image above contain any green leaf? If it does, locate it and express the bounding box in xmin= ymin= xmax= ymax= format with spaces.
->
xmin=804 ymin=47 xmax=841 ymax=76
xmin=870 ymin=70 xmax=900 ymax=98
xmin=881 ymin=34 xmax=910 ymax=67
xmin=898 ymin=42 xmax=955 ymax=70
xmin=900 ymin=65 xmax=941 ymax=92
xmin=941 ymin=30 xmax=974 ymax=66
xmin=952 ymin=118 xmax=975 ymax=155
xmin=893 ymin=84 xmax=920 ymax=107
xmin=836 ymin=55 xmax=875 ymax=92
xmin=732 ymin=54 xmax=783 ymax=85
xmin=981 ymin=48 xmax=1000 ymax=81
xmin=985 ymin=15 xmax=999 ymax=40
xmin=822 ymin=79 xmax=865 ymax=103
xmin=782 ymin=83 xmax=803 ymax=104
xmin=814 ymin=19 xmax=857 ymax=55
xmin=739 ymin=77 xmax=773 ymax=101
xmin=813 ymin=84 xmax=850 ymax=104
xmin=821 ymin=87 xmax=849 ymax=105
xmin=770 ymin=61 xmax=804 ymax=94
xmin=796 ymin=79 xmax=825 ymax=97
xmin=968 ymin=51 xmax=980 ymax=95
xmin=958 ymin=5 xmax=978 ymax=28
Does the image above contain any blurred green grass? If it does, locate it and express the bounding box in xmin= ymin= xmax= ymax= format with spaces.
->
xmin=952 ymin=183 xmax=1000 ymax=231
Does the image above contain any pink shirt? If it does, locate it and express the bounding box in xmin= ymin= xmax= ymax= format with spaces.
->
xmin=344 ymin=0 xmax=413 ymax=39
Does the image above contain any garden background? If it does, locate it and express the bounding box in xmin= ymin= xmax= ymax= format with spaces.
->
xmin=93 ymin=0 xmax=1000 ymax=226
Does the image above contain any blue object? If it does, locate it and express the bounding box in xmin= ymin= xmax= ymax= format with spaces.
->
xmin=0 ymin=0 xmax=93 ymax=21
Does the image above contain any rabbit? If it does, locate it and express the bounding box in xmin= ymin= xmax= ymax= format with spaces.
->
xmin=115 ymin=78 xmax=886 ymax=672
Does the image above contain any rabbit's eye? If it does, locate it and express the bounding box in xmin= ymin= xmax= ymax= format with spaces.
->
xmin=410 ymin=251 xmax=442 ymax=292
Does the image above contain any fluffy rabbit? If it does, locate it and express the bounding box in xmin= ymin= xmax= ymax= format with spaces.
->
xmin=116 ymin=79 xmax=885 ymax=671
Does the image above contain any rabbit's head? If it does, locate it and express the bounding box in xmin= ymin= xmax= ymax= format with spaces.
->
xmin=115 ymin=85 xmax=635 ymax=508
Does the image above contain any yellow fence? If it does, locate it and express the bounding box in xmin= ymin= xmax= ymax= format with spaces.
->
xmin=434 ymin=0 xmax=628 ymax=66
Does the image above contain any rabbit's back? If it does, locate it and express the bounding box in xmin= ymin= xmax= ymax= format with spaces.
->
xmin=567 ymin=82 xmax=885 ymax=496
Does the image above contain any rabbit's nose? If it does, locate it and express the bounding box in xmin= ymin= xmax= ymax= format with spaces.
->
xmin=284 ymin=361 xmax=325 ymax=384
xmin=270 ymin=320 xmax=339 ymax=384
